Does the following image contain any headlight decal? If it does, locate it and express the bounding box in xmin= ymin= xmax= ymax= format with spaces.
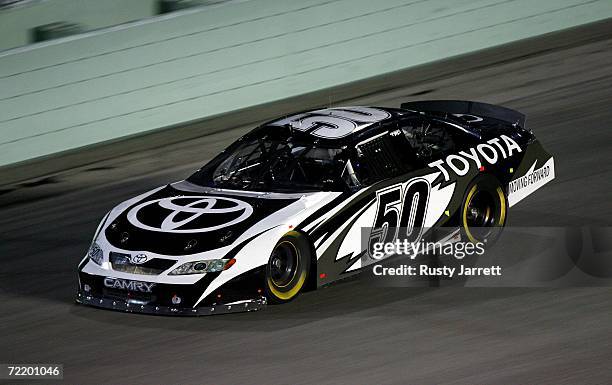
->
xmin=168 ymin=258 xmax=234 ymax=275
xmin=87 ymin=243 xmax=104 ymax=265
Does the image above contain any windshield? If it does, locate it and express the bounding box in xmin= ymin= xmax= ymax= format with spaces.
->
xmin=188 ymin=127 xmax=356 ymax=192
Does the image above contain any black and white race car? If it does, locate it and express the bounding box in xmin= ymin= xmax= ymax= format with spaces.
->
xmin=76 ymin=100 xmax=555 ymax=315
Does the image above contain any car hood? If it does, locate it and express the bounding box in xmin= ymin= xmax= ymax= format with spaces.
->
xmin=102 ymin=181 xmax=337 ymax=256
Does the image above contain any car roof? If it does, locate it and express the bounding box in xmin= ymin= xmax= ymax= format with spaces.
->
xmin=260 ymin=105 xmax=506 ymax=145
xmin=263 ymin=106 xmax=406 ymax=141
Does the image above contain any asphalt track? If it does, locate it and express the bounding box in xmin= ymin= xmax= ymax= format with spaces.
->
xmin=1 ymin=20 xmax=612 ymax=385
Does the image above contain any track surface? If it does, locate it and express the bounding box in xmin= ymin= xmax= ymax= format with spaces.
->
xmin=1 ymin=24 xmax=612 ymax=385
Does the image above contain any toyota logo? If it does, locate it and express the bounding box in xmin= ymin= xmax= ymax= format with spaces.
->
xmin=126 ymin=196 xmax=253 ymax=233
xmin=130 ymin=254 xmax=148 ymax=264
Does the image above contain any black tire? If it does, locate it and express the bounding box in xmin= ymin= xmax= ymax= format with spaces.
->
xmin=265 ymin=231 xmax=311 ymax=304
xmin=460 ymin=175 xmax=508 ymax=246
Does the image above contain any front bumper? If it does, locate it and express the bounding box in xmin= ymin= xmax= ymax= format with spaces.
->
xmin=76 ymin=290 xmax=267 ymax=316
xmin=77 ymin=265 xmax=268 ymax=316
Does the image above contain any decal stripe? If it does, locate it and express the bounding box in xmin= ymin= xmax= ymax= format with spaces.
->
xmin=316 ymin=200 xmax=374 ymax=259
xmin=299 ymin=192 xmax=351 ymax=231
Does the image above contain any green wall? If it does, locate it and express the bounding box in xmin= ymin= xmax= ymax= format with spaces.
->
xmin=1 ymin=0 xmax=611 ymax=167
xmin=0 ymin=0 xmax=156 ymax=51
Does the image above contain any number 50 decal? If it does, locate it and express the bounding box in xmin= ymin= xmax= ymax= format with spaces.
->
xmin=268 ymin=107 xmax=391 ymax=139
xmin=368 ymin=179 xmax=430 ymax=259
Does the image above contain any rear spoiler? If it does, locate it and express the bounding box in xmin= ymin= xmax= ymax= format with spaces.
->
xmin=400 ymin=100 xmax=526 ymax=128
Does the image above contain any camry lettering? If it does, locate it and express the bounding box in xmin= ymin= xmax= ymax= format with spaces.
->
xmin=429 ymin=135 xmax=522 ymax=181
xmin=104 ymin=278 xmax=156 ymax=293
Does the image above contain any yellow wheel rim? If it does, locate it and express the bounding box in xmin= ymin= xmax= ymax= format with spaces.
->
xmin=463 ymin=185 xmax=479 ymax=243
xmin=267 ymin=236 xmax=307 ymax=301
xmin=462 ymin=184 xmax=507 ymax=243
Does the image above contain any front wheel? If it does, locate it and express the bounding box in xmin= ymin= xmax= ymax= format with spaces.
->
xmin=461 ymin=175 xmax=508 ymax=246
xmin=265 ymin=231 xmax=311 ymax=304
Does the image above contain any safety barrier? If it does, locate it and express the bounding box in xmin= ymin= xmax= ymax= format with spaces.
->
xmin=1 ymin=0 xmax=611 ymax=167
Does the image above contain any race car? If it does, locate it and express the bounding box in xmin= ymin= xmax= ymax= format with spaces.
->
xmin=76 ymin=100 xmax=555 ymax=315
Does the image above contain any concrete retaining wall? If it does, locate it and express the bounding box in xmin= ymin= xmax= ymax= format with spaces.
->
xmin=1 ymin=0 xmax=611 ymax=167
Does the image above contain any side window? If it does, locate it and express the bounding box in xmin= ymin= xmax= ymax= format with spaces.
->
xmin=352 ymin=131 xmax=411 ymax=186
xmin=399 ymin=117 xmax=457 ymax=163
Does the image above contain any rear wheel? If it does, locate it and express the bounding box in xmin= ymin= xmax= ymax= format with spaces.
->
xmin=461 ymin=175 xmax=508 ymax=245
xmin=265 ymin=231 xmax=310 ymax=304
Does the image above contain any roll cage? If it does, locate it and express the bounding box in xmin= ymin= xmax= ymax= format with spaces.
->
xmin=188 ymin=113 xmax=477 ymax=193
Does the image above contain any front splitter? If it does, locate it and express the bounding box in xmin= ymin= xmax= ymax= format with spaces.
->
xmin=76 ymin=291 xmax=267 ymax=316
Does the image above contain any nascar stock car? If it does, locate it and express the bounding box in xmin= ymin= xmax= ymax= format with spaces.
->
xmin=76 ymin=100 xmax=555 ymax=315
